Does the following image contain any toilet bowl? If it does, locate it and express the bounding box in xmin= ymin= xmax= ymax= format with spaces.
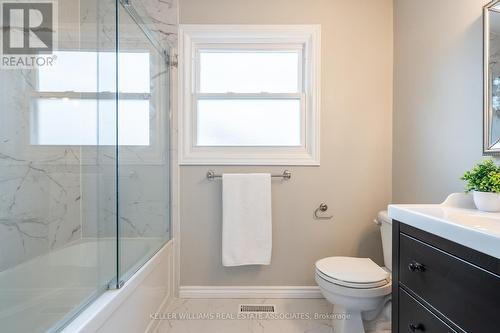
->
xmin=315 ymin=211 xmax=392 ymax=333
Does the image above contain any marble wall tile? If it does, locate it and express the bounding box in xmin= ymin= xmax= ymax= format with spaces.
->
xmin=135 ymin=0 xmax=179 ymax=48
xmin=0 ymin=65 xmax=83 ymax=270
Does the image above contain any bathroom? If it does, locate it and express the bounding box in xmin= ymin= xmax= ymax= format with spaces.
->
xmin=0 ymin=0 xmax=499 ymax=332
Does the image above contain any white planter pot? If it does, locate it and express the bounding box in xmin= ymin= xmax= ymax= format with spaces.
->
xmin=472 ymin=191 xmax=500 ymax=212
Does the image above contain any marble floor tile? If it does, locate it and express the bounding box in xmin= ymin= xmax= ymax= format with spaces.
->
xmin=155 ymin=298 xmax=390 ymax=333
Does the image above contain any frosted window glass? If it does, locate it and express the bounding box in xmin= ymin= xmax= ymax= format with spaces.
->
xmin=117 ymin=100 xmax=150 ymax=145
xmin=33 ymin=99 xmax=149 ymax=146
xmin=38 ymin=51 xmax=98 ymax=92
xmin=38 ymin=51 xmax=150 ymax=93
xmin=196 ymin=99 xmax=301 ymax=146
xmin=34 ymin=99 xmax=99 ymax=145
xmin=117 ymin=53 xmax=150 ymax=93
xmin=199 ymin=51 xmax=300 ymax=93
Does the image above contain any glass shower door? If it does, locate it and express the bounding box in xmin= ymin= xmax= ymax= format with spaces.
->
xmin=0 ymin=0 xmax=118 ymax=331
xmin=117 ymin=1 xmax=171 ymax=284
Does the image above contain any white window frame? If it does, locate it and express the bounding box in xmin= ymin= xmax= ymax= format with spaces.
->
xmin=179 ymin=24 xmax=321 ymax=165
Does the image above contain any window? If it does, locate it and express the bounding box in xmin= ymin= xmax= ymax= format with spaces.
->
xmin=179 ymin=25 xmax=321 ymax=165
xmin=31 ymin=50 xmax=151 ymax=146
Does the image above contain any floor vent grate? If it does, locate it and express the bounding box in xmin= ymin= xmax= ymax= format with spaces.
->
xmin=239 ymin=304 xmax=276 ymax=313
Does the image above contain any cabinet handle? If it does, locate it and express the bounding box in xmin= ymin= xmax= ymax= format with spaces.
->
xmin=408 ymin=261 xmax=426 ymax=272
xmin=408 ymin=323 xmax=425 ymax=331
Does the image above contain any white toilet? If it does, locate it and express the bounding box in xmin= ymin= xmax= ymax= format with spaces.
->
xmin=315 ymin=211 xmax=392 ymax=333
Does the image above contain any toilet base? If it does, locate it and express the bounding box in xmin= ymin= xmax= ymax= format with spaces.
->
xmin=332 ymin=304 xmax=365 ymax=333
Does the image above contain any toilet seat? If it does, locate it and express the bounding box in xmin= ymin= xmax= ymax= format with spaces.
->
xmin=315 ymin=257 xmax=390 ymax=289
xmin=315 ymin=271 xmax=392 ymax=299
xmin=315 ymin=269 xmax=389 ymax=289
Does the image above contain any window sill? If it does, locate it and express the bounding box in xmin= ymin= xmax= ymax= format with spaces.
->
xmin=179 ymin=148 xmax=320 ymax=166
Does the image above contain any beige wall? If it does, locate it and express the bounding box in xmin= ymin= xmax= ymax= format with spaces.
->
xmin=178 ymin=0 xmax=393 ymax=286
xmin=393 ymin=0 xmax=491 ymax=204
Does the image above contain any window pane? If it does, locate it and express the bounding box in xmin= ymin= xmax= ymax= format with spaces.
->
xmin=199 ymin=51 xmax=300 ymax=93
xmin=117 ymin=100 xmax=150 ymax=145
xmin=38 ymin=51 xmax=150 ymax=93
xmin=38 ymin=51 xmax=98 ymax=92
xmin=117 ymin=52 xmax=150 ymax=93
xmin=196 ymin=99 xmax=301 ymax=146
xmin=32 ymin=99 xmax=150 ymax=146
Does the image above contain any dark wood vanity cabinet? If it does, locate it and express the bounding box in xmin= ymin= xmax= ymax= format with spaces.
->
xmin=392 ymin=221 xmax=500 ymax=333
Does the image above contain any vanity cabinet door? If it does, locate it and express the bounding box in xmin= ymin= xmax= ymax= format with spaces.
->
xmin=399 ymin=233 xmax=500 ymax=333
xmin=399 ymin=289 xmax=457 ymax=333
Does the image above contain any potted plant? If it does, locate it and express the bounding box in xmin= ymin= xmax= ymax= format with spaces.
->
xmin=461 ymin=159 xmax=500 ymax=212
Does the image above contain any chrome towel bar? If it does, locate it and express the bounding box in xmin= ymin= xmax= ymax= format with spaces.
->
xmin=206 ymin=170 xmax=292 ymax=181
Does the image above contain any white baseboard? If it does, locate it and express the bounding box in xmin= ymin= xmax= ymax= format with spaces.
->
xmin=179 ymin=286 xmax=323 ymax=299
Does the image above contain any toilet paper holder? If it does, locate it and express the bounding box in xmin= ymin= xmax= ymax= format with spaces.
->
xmin=314 ymin=203 xmax=333 ymax=220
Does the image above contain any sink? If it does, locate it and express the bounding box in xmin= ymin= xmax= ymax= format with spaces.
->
xmin=388 ymin=193 xmax=500 ymax=259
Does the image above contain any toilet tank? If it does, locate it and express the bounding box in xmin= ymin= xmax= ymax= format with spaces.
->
xmin=377 ymin=211 xmax=392 ymax=272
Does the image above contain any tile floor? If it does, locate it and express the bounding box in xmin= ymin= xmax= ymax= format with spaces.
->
xmin=155 ymin=298 xmax=391 ymax=333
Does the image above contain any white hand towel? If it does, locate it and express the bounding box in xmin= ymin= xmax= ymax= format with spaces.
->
xmin=222 ymin=173 xmax=272 ymax=266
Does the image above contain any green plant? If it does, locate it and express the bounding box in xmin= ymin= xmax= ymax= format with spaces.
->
xmin=461 ymin=159 xmax=500 ymax=193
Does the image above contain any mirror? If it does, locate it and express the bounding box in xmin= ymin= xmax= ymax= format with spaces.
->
xmin=484 ymin=1 xmax=500 ymax=154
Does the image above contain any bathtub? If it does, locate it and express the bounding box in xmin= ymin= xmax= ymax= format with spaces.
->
xmin=0 ymin=238 xmax=174 ymax=333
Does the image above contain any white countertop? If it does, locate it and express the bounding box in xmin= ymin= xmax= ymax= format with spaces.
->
xmin=388 ymin=193 xmax=500 ymax=259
